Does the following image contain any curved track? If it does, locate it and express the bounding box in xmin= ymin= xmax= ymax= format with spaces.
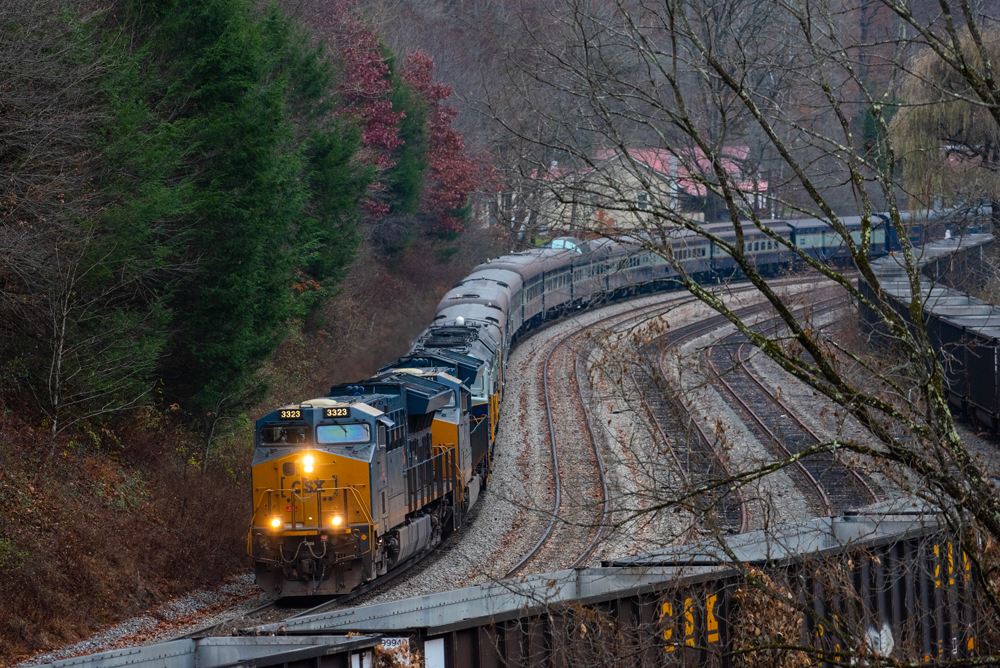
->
xmin=507 ymin=279 xmax=836 ymax=573
xmin=504 ymin=298 xmax=681 ymax=576
xmin=636 ymin=303 xmax=773 ymax=537
xmin=704 ymin=296 xmax=880 ymax=515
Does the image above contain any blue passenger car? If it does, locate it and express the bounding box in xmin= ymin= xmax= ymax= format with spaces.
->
xmin=786 ymin=216 xmax=889 ymax=262
xmin=707 ymin=221 xmax=793 ymax=278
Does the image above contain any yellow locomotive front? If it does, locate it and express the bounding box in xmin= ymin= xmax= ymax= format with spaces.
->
xmin=249 ymin=399 xmax=387 ymax=597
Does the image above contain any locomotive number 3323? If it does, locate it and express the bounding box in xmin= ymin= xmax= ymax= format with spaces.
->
xmin=325 ymin=407 xmax=349 ymax=418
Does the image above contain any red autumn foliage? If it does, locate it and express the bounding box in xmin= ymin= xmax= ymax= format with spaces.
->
xmin=308 ymin=0 xmax=403 ymax=215
xmin=403 ymin=51 xmax=485 ymax=233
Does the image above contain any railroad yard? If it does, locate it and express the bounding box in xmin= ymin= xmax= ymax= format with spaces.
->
xmin=12 ymin=0 xmax=1000 ymax=665
xmin=21 ymin=268 xmax=990 ymax=666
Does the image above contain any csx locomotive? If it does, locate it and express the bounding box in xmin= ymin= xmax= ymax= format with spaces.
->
xmin=249 ymin=211 xmax=954 ymax=598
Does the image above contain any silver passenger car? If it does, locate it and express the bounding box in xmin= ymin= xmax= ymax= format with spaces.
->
xmin=473 ymin=247 xmax=580 ymax=332
xmin=433 ymin=304 xmax=507 ymax=349
xmin=453 ymin=268 xmax=523 ymax=340
xmin=707 ymin=220 xmax=793 ymax=277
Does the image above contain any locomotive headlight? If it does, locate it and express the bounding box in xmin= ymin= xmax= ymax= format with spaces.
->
xmin=331 ymin=515 xmax=343 ymax=527
xmin=303 ymin=454 xmax=315 ymax=473
xmin=270 ymin=517 xmax=282 ymax=529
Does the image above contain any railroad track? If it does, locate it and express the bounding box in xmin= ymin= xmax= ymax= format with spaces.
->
xmin=172 ymin=602 xmax=276 ymax=639
xmin=177 ymin=544 xmax=446 ymax=638
xmin=502 ymin=291 xmax=726 ymax=577
xmin=503 ymin=313 xmax=612 ymax=577
xmin=604 ymin=279 xmax=836 ymax=539
xmin=633 ymin=303 xmax=774 ymax=538
xmin=506 ymin=278 xmax=846 ymax=575
xmin=504 ymin=281 xmax=818 ymax=575
xmin=703 ymin=294 xmax=881 ymax=515
xmin=629 ymin=283 xmax=876 ymax=537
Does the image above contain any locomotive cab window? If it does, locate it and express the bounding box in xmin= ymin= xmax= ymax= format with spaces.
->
xmin=317 ymin=423 xmax=371 ymax=445
xmin=261 ymin=425 xmax=310 ymax=446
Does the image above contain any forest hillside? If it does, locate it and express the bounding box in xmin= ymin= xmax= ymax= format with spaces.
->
xmin=0 ymin=0 xmax=495 ymax=660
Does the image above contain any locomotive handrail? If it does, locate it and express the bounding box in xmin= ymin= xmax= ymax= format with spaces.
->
xmin=432 ymin=442 xmax=465 ymax=506
xmin=247 ymin=488 xmax=278 ymax=555
xmin=405 ymin=447 xmax=456 ymax=509
xmin=250 ymin=485 xmax=375 ymax=556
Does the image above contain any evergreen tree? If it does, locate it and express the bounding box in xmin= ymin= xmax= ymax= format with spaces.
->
xmin=104 ymin=0 xmax=370 ymax=456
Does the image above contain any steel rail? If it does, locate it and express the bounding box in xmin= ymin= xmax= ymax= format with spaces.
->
xmin=653 ymin=351 xmax=752 ymax=536
xmin=704 ymin=294 xmax=879 ymax=515
xmin=638 ymin=281 xmax=850 ymax=536
xmin=643 ymin=305 xmax=777 ymax=537
xmin=706 ymin=338 xmax=834 ymax=516
xmin=174 ymin=544 xmax=440 ymax=636
xmin=504 ymin=291 xmax=708 ymax=577
xmin=539 ymin=279 xmax=821 ymax=562
xmin=156 ymin=278 xmax=846 ymax=642
xmin=505 ymin=280 xmax=803 ymax=575
xmin=730 ymin=309 xmax=881 ymax=509
xmin=172 ymin=602 xmax=276 ymax=640
xmin=569 ymin=334 xmax=610 ymax=568
xmin=734 ymin=339 xmax=882 ymax=507
xmin=502 ymin=323 xmax=565 ymax=578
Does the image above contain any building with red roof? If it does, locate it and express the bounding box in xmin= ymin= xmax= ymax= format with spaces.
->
xmin=514 ymin=146 xmax=769 ymax=237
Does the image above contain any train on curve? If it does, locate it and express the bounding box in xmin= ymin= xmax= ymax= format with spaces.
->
xmin=248 ymin=211 xmax=953 ymax=598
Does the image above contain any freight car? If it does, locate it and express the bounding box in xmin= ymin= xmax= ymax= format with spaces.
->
xmin=859 ymin=231 xmax=999 ymax=430
xmin=250 ymin=210 xmax=953 ymax=598
xmin=250 ymin=509 xmax=979 ymax=668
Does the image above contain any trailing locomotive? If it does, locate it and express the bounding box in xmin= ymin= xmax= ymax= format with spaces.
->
xmin=249 ymin=211 xmax=951 ymax=598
